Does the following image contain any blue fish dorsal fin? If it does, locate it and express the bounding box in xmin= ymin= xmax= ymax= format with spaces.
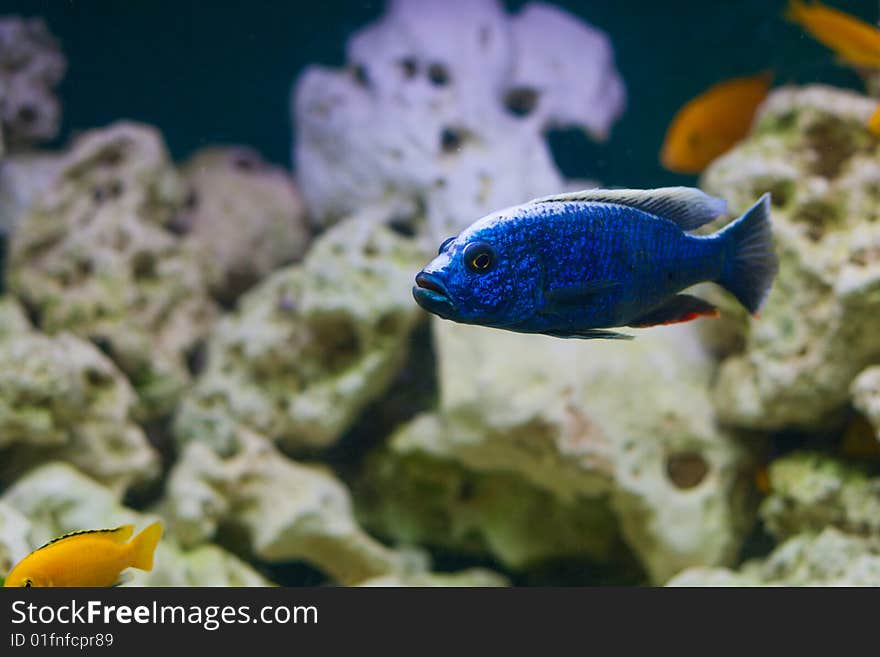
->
xmin=532 ymin=187 xmax=728 ymax=231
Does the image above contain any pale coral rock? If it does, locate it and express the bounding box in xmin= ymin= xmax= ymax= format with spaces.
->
xmin=163 ymin=428 xmax=407 ymax=585
xmin=174 ymin=213 xmax=424 ymax=451
xmin=758 ymin=452 xmax=880 ymax=540
xmin=357 ymin=435 xmax=624 ymax=569
xmin=178 ymin=147 xmax=312 ymax=303
xmin=851 ymin=366 xmax=880 ymax=439
xmin=702 ymin=85 xmax=880 ymax=430
xmin=0 ymin=17 xmax=65 ymax=147
xmin=358 ymin=568 xmax=508 ymax=587
xmin=358 ymin=320 xmax=752 ymax=583
xmin=507 ymin=3 xmax=625 ymax=140
xmin=0 ymin=295 xmax=31 ymax=339
xmin=0 ymin=150 xmax=62 ymax=234
xmin=0 ymin=329 xmax=159 ymax=494
xmin=292 ymin=0 xmax=624 ymax=240
xmin=0 ymin=463 xmax=272 ymax=586
xmin=0 ymin=502 xmax=31 ymax=577
xmin=6 ymin=122 xmax=218 ymax=419
xmin=668 ymin=528 xmax=880 ymax=586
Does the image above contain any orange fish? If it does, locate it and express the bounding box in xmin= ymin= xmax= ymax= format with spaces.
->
xmin=660 ymin=72 xmax=772 ymax=174
xmin=785 ymin=0 xmax=880 ymax=69
xmin=869 ymin=105 xmax=880 ymax=136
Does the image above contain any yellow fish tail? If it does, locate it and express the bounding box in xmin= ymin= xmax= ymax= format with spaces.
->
xmin=128 ymin=522 xmax=163 ymax=571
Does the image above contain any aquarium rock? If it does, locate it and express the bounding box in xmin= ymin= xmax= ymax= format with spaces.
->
xmin=0 ymin=295 xmax=31 ymax=339
xmin=851 ymin=366 xmax=880 ymax=440
xmin=163 ymin=427 xmax=411 ymax=585
xmin=0 ymin=502 xmax=31 ymax=578
xmin=0 ymin=17 xmax=65 ymax=148
xmin=357 ymin=434 xmax=624 ymax=570
xmin=360 ymin=320 xmax=752 ymax=583
xmin=758 ymin=451 xmax=880 ymax=540
xmin=358 ymin=568 xmax=508 ymax=587
xmin=6 ymin=122 xmax=219 ymax=420
xmin=0 ymin=150 xmax=62 ymax=234
xmin=668 ymin=527 xmax=880 ymax=586
xmin=0 ymin=328 xmax=159 ymax=494
xmin=174 ymin=213 xmax=424 ymax=451
xmin=293 ymin=0 xmax=624 ymax=240
xmin=0 ymin=462 xmax=272 ymax=586
xmin=178 ymin=147 xmax=312 ymax=304
xmin=701 ymin=85 xmax=880 ymax=430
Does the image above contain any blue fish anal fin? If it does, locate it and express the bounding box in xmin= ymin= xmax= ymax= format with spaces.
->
xmin=532 ymin=187 xmax=727 ymax=231
xmin=544 ymin=280 xmax=620 ymax=308
xmin=627 ymin=294 xmax=719 ymax=327
xmin=544 ymin=329 xmax=634 ymax=340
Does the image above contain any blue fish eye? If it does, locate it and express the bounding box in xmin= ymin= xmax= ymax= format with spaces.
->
xmin=439 ymin=236 xmax=456 ymax=254
xmin=463 ymin=241 xmax=496 ymax=273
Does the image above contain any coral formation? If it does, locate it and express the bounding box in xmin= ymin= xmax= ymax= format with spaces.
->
xmin=6 ymin=122 xmax=218 ymax=419
xmin=0 ymin=17 xmax=65 ymax=148
xmin=1 ymin=463 xmax=271 ymax=586
xmin=668 ymin=527 xmax=880 ymax=586
xmin=0 ymin=150 xmax=62 ymax=234
xmin=178 ymin=147 xmax=311 ymax=303
xmin=758 ymin=451 xmax=880 ymax=540
xmin=357 ymin=320 xmax=753 ymax=583
xmin=173 ymin=211 xmax=424 ymax=452
xmin=701 ymin=85 xmax=880 ymax=430
xmin=851 ymin=366 xmax=880 ymax=439
xmin=0 ymin=326 xmax=159 ymax=494
xmin=293 ymin=0 xmax=624 ymax=240
xmin=163 ymin=428 xmax=408 ymax=585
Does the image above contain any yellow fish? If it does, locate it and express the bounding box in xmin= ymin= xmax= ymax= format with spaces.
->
xmin=660 ymin=72 xmax=772 ymax=174
xmin=786 ymin=0 xmax=880 ymax=69
xmin=869 ymin=105 xmax=880 ymax=136
xmin=4 ymin=522 xmax=162 ymax=587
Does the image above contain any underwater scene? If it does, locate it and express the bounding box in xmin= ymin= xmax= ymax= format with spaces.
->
xmin=1 ymin=0 xmax=880 ymax=587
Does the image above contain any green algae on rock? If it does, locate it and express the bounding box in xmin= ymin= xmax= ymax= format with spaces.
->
xmin=178 ymin=147 xmax=312 ymax=304
xmin=357 ymin=319 xmax=753 ymax=584
xmin=0 ymin=323 xmax=159 ymax=494
xmin=173 ymin=211 xmax=425 ymax=452
xmin=357 ymin=426 xmax=624 ymax=570
xmin=701 ymin=85 xmax=880 ymax=431
xmin=668 ymin=527 xmax=880 ymax=586
xmin=0 ymin=462 xmax=271 ymax=586
xmin=6 ymin=122 xmax=218 ymax=420
xmin=758 ymin=451 xmax=880 ymax=540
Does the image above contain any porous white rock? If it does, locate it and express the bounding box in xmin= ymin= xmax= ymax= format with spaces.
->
xmin=6 ymin=122 xmax=219 ymax=420
xmin=0 ymin=17 xmax=65 ymax=147
xmin=701 ymin=85 xmax=880 ymax=430
xmin=360 ymin=319 xmax=752 ymax=583
xmin=163 ymin=427 xmax=411 ymax=585
xmin=178 ymin=147 xmax=312 ymax=303
xmin=293 ymin=0 xmax=624 ymax=240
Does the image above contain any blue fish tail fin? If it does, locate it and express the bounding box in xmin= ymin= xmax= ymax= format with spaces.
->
xmin=716 ymin=193 xmax=778 ymax=315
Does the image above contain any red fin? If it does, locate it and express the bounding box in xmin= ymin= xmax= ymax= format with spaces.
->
xmin=628 ymin=295 xmax=719 ymax=328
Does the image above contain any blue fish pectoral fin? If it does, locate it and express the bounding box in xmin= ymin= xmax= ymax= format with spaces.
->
xmin=544 ymin=329 xmax=634 ymax=340
xmin=627 ymin=294 xmax=719 ymax=327
xmin=531 ymin=187 xmax=727 ymax=231
xmin=544 ymin=280 xmax=621 ymax=308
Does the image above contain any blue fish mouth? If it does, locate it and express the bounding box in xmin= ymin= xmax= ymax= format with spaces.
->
xmin=413 ymin=272 xmax=455 ymax=318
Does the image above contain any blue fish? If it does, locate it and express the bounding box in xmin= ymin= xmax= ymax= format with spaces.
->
xmin=412 ymin=187 xmax=777 ymax=339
